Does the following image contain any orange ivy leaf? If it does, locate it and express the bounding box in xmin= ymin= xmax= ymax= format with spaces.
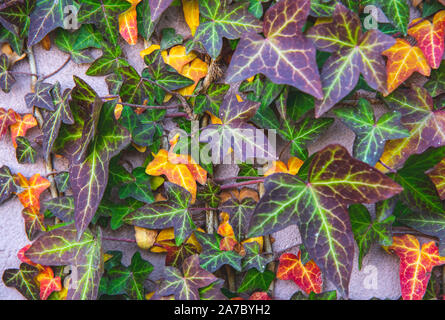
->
xmin=387 ymin=234 xmax=445 ymax=300
xmin=182 ymin=0 xmax=199 ymax=36
xmin=382 ymin=39 xmax=431 ymax=95
xmin=119 ymin=2 xmax=139 ymax=45
xmin=163 ymin=45 xmax=197 ymax=73
xmin=249 ymin=292 xmax=272 ymax=300
xmin=220 ymin=236 xmax=237 ymax=251
xmin=408 ymin=12 xmax=445 ymax=69
xmin=264 ymin=157 xmax=304 ymax=176
xmin=0 ymin=108 xmax=17 ymax=137
xmin=277 ymin=251 xmax=323 ymax=295
xmin=9 ymin=113 xmax=37 ymax=148
xmin=178 ymin=58 xmax=208 ymax=96
xmin=17 ymin=245 xmax=38 ymax=267
xmin=14 ymin=173 xmax=51 ymax=209
xmin=36 ymin=266 xmax=62 ymax=300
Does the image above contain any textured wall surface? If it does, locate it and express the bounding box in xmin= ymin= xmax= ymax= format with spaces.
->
xmin=0 ymin=30 xmax=409 ymax=300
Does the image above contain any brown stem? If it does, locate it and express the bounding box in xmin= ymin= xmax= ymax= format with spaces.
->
xmin=41 ymin=55 xmax=71 ymax=81
xmin=225 ymin=265 xmax=236 ymax=292
xmin=28 ymin=46 xmax=58 ymax=199
xmin=220 ymin=179 xmax=265 ymax=190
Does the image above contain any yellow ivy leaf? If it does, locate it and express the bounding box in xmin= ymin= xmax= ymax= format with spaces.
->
xmin=182 ymin=0 xmax=200 ymax=36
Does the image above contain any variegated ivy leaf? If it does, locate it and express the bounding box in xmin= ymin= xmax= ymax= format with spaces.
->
xmin=241 ymin=242 xmax=272 ymax=273
xmin=42 ymin=82 xmax=74 ymax=161
xmin=27 ymin=0 xmax=75 ymax=46
xmin=2 ymin=263 xmax=40 ymax=300
xmin=24 ymin=81 xmax=54 ymax=111
xmin=349 ymin=203 xmax=395 ymax=270
xmin=307 ymin=3 xmax=395 ymax=117
xmin=227 ymin=0 xmax=323 ymax=99
xmin=200 ymin=91 xmax=276 ymax=163
xmin=219 ymin=195 xmax=257 ymax=242
xmin=0 ymin=53 xmax=15 ymax=93
xmin=0 ymin=165 xmax=19 ymax=204
xmin=195 ymin=232 xmax=243 ymax=273
xmin=54 ymin=28 xmax=96 ymax=64
xmin=194 ymin=0 xmax=262 ymax=59
xmin=334 ymin=98 xmax=409 ymax=166
xmin=390 ymin=146 xmax=445 ymax=214
xmin=378 ymin=86 xmax=445 ymax=171
xmin=373 ymin=0 xmax=410 ymax=35
xmin=25 ymin=226 xmax=103 ymax=300
xmin=102 ymin=251 xmax=153 ymax=300
xmin=41 ymin=196 xmax=74 ymax=222
xmin=124 ymin=182 xmax=196 ymax=246
xmin=248 ymin=144 xmax=402 ymax=296
xmin=15 ymin=136 xmax=37 ymax=164
xmin=158 ymin=255 xmax=218 ymax=300
xmin=70 ymin=96 xmax=131 ymax=237
xmin=78 ymin=0 xmax=130 ymax=46
xmin=137 ymin=0 xmax=156 ymax=41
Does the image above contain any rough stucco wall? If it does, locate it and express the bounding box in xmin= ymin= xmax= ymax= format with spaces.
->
xmin=0 ymin=4 xmax=426 ymax=300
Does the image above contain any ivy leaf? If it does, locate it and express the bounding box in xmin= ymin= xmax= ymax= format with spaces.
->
xmin=425 ymin=64 xmax=445 ymax=97
xmin=196 ymin=180 xmax=220 ymax=209
xmin=241 ymin=242 xmax=271 ymax=273
xmin=124 ymin=182 xmax=195 ymax=245
xmin=382 ymin=39 xmax=431 ymax=95
xmin=137 ymin=0 xmax=156 ymax=41
xmin=377 ymin=86 xmax=445 ymax=171
xmin=15 ymin=136 xmax=37 ymax=164
xmin=200 ymin=91 xmax=275 ymax=163
xmin=24 ymin=81 xmax=55 ymax=111
xmin=277 ymin=251 xmax=323 ymax=294
xmin=2 ymin=263 xmax=40 ymax=300
xmin=199 ymin=278 xmax=226 ymax=300
xmin=105 ymin=252 xmax=153 ymax=300
xmin=54 ymin=28 xmax=95 ymax=64
xmin=193 ymin=83 xmax=229 ymax=116
xmin=160 ymin=28 xmax=183 ymax=50
xmin=54 ymin=172 xmax=70 ymax=193
xmin=78 ymin=0 xmax=130 ymax=46
xmin=334 ymin=98 xmax=409 ymax=166
xmin=0 ymin=53 xmax=15 ymax=92
xmin=15 ymin=173 xmax=51 ymax=210
xmin=119 ymin=66 xmax=154 ymax=104
xmin=149 ymin=0 xmax=173 ymax=21
xmin=291 ymin=290 xmax=337 ymax=300
xmin=391 ymin=146 xmax=445 ymax=214
xmin=119 ymin=2 xmax=139 ymax=45
xmin=248 ymin=144 xmax=402 ymax=296
xmin=0 ymin=108 xmax=17 ymax=137
xmin=27 ymin=0 xmax=74 ymax=47
xmin=279 ymin=116 xmax=334 ymax=161
xmin=0 ymin=165 xmax=18 ymax=204
xmin=307 ymin=3 xmax=395 ymax=117
xmin=375 ymin=0 xmax=410 ymax=35
xmin=86 ymin=45 xmax=129 ymax=76
xmin=10 ymin=113 xmax=37 ymax=148
xmin=36 ymin=266 xmax=62 ymax=300
xmin=387 ymin=235 xmax=445 ymax=300
xmin=195 ymin=232 xmax=243 ymax=272
xmin=429 ymin=157 xmax=445 ymax=200
xmin=158 ymin=254 xmax=218 ymax=300
xmin=41 ymin=82 xmax=74 ymax=161
xmin=227 ymin=0 xmax=322 ymax=99
xmin=157 ymin=241 xmax=200 ymax=268
xmin=119 ymin=167 xmax=155 ymax=204
xmin=41 ymin=196 xmax=74 ymax=222
xmin=349 ymin=203 xmax=394 ymax=269
xmin=25 ymin=226 xmax=103 ymax=300
xmin=194 ymin=0 xmax=261 ymax=59
xmin=0 ymin=0 xmax=34 ymax=38
xmin=219 ymin=195 xmax=256 ymax=242
xmin=237 ymin=269 xmax=274 ymax=293
xmin=408 ymin=12 xmax=445 ymax=69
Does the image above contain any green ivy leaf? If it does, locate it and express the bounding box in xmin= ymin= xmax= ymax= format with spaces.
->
xmin=375 ymin=0 xmax=410 ymax=35
xmin=160 ymin=28 xmax=183 ymax=50
xmin=248 ymin=144 xmax=403 ymax=296
xmin=0 ymin=53 xmax=15 ymax=93
xmin=193 ymin=83 xmax=229 ymax=116
xmin=237 ymin=268 xmax=274 ymax=293
xmin=124 ymin=182 xmax=195 ymax=245
xmin=78 ymin=0 xmax=130 ymax=46
xmin=241 ymin=242 xmax=272 ymax=272
xmin=0 ymin=0 xmax=34 ymax=38
xmin=425 ymin=64 xmax=445 ymax=98
xmin=15 ymin=136 xmax=37 ymax=164
xmin=195 ymin=232 xmax=243 ymax=272
xmin=87 ymin=45 xmax=129 ymax=76
xmin=54 ymin=28 xmax=96 ymax=64
xmin=334 ymin=98 xmax=409 ymax=166
xmin=137 ymin=0 xmax=156 ymax=41
xmin=194 ymin=0 xmax=262 ymax=59
xmin=349 ymin=203 xmax=394 ymax=269
xmin=119 ymin=167 xmax=155 ymax=204
xmin=54 ymin=172 xmax=70 ymax=193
